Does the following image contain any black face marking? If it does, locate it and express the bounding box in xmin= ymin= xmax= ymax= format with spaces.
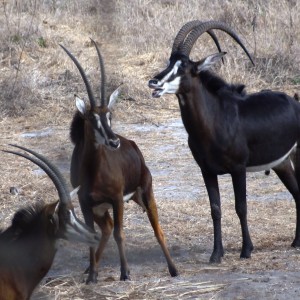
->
xmin=148 ymin=54 xmax=191 ymax=97
xmin=91 ymin=111 xmax=120 ymax=150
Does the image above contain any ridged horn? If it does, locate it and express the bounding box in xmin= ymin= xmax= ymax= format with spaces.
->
xmin=90 ymin=39 xmax=107 ymax=107
xmin=4 ymin=144 xmax=71 ymax=205
xmin=60 ymin=44 xmax=97 ymax=108
xmin=180 ymin=20 xmax=254 ymax=65
xmin=172 ymin=20 xmax=223 ymax=55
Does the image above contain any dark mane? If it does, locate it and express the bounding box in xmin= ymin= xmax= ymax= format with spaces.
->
xmin=0 ymin=202 xmax=44 ymax=241
xmin=70 ymin=111 xmax=85 ymax=145
xmin=12 ymin=202 xmax=44 ymax=229
xmin=200 ymin=70 xmax=246 ymax=96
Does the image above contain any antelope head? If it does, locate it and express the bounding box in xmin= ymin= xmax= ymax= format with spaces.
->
xmin=148 ymin=20 xmax=254 ymax=97
xmin=60 ymin=40 xmax=121 ymax=150
xmin=4 ymin=144 xmax=100 ymax=247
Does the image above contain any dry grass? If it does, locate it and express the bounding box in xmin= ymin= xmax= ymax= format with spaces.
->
xmin=1 ymin=0 xmax=299 ymax=117
xmin=1 ymin=0 xmax=300 ymax=299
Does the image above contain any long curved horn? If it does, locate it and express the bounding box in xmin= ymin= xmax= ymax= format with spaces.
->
xmin=3 ymin=145 xmax=71 ymax=205
xmin=60 ymin=44 xmax=97 ymax=108
xmin=180 ymin=20 xmax=254 ymax=65
xmin=90 ymin=39 xmax=107 ymax=107
xmin=172 ymin=20 xmax=223 ymax=55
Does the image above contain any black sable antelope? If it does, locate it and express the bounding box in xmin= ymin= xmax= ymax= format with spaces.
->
xmin=60 ymin=40 xmax=177 ymax=283
xmin=149 ymin=20 xmax=300 ymax=263
xmin=0 ymin=145 xmax=99 ymax=300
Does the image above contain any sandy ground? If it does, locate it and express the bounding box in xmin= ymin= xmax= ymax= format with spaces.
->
xmin=0 ymin=1 xmax=299 ymax=298
xmin=1 ymin=103 xmax=300 ymax=299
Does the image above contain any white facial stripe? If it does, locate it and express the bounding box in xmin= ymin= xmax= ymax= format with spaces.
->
xmin=94 ymin=130 xmax=105 ymax=148
xmin=69 ymin=210 xmax=89 ymax=233
xmin=172 ymin=60 xmax=181 ymax=75
xmin=158 ymin=76 xmax=181 ymax=96
xmin=69 ymin=210 xmax=76 ymax=225
xmin=94 ymin=113 xmax=102 ymax=129
xmin=158 ymin=60 xmax=182 ymax=85
xmin=106 ymin=112 xmax=111 ymax=127
xmin=93 ymin=113 xmax=110 ymax=148
xmin=246 ymin=143 xmax=297 ymax=172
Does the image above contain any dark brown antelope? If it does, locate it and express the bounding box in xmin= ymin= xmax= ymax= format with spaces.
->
xmin=60 ymin=40 xmax=178 ymax=283
xmin=149 ymin=20 xmax=300 ymax=263
xmin=0 ymin=144 xmax=100 ymax=300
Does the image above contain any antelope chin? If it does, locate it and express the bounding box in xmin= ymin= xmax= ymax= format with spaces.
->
xmin=152 ymin=89 xmax=164 ymax=98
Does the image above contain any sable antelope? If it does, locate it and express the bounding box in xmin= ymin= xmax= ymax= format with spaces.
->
xmin=60 ymin=40 xmax=178 ymax=283
xmin=149 ymin=20 xmax=300 ymax=263
xmin=0 ymin=144 xmax=100 ymax=300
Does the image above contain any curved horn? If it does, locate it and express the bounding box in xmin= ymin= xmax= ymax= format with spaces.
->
xmin=90 ymin=39 xmax=107 ymax=107
xmin=60 ymin=44 xmax=97 ymax=108
xmin=172 ymin=20 xmax=223 ymax=55
xmin=3 ymin=145 xmax=71 ymax=205
xmin=179 ymin=20 xmax=254 ymax=65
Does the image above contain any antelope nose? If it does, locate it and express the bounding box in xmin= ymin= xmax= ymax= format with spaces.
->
xmin=109 ymin=138 xmax=120 ymax=149
xmin=148 ymin=79 xmax=159 ymax=87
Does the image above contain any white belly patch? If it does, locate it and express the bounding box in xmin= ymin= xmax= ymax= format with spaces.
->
xmin=93 ymin=203 xmax=113 ymax=217
xmin=246 ymin=143 xmax=297 ymax=172
xmin=92 ymin=192 xmax=136 ymax=217
xmin=123 ymin=192 xmax=135 ymax=202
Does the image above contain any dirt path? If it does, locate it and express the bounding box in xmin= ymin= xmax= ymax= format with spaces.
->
xmin=1 ymin=110 xmax=299 ymax=299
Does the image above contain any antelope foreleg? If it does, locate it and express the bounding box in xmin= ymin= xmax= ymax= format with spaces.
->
xmin=113 ymin=199 xmax=130 ymax=281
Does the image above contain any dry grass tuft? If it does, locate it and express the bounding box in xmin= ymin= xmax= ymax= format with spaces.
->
xmin=1 ymin=0 xmax=300 ymax=299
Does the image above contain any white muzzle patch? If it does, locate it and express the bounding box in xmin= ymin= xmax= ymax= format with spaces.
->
xmin=152 ymin=60 xmax=182 ymax=98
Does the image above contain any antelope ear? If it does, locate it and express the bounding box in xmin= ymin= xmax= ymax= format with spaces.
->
xmin=70 ymin=186 xmax=80 ymax=200
xmin=196 ymin=52 xmax=227 ymax=73
xmin=108 ymin=85 xmax=122 ymax=109
xmin=75 ymin=95 xmax=86 ymax=115
xmin=52 ymin=201 xmax=60 ymax=214
xmin=47 ymin=201 xmax=59 ymax=235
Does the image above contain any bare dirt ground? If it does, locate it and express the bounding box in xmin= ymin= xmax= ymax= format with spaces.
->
xmin=1 ymin=1 xmax=300 ymax=299
xmin=2 ymin=103 xmax=300 ymax=299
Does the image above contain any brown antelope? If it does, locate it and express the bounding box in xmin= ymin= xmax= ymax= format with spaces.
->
xmin=60 ymin=40 xmax=178 ymax=283
xmin=0 ymin=144 xmax=100 ymax=300
xmin=149 ymin=20 xmax=300 ymax=263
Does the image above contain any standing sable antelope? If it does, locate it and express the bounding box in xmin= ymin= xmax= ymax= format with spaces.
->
xmin=0 ymin=145 xmax=99 ymax=300
xmin=149 ymin=20 xmax=300 ymax=263
xmin=60 ymin=40 xmax=178 ymax=283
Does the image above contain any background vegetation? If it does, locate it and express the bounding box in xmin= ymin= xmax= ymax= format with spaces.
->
xmin=0 ymin=1 xmax=299 ymax=299
xmin=1 ymin=0 xmax=299 ymax=118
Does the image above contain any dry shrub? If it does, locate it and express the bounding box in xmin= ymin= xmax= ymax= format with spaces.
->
xmin=1 ymin=0 xmax=299 ymax=117
xmin=0 ymin=2 xmax=300 ymax=298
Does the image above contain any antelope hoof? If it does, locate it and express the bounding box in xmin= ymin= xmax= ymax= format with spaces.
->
xmin=209 ymin=255 xmax=222 ymax=264
xmin=209 ymin=250 xmax=223 ymax=263
xmin=291 ymin=239 xmax=300 ymax=248
xmin=86 ymin=271 xmax=98 ymax=284
xmin=240 ymin=244 xmax=254 ymax=259
xmin=209 ymin=247 xmax=224 ymax=263
xmin=169 ymin=265 xmax=179 ymax=277
xmin=120 ymin=272 xmax=131 ymax=281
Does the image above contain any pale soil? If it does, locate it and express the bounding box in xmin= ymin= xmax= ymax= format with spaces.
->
xmin=1 ymin=105 xmax=300 ymax=299
xmin=1 ymin=1 xmax=300 ymax=298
